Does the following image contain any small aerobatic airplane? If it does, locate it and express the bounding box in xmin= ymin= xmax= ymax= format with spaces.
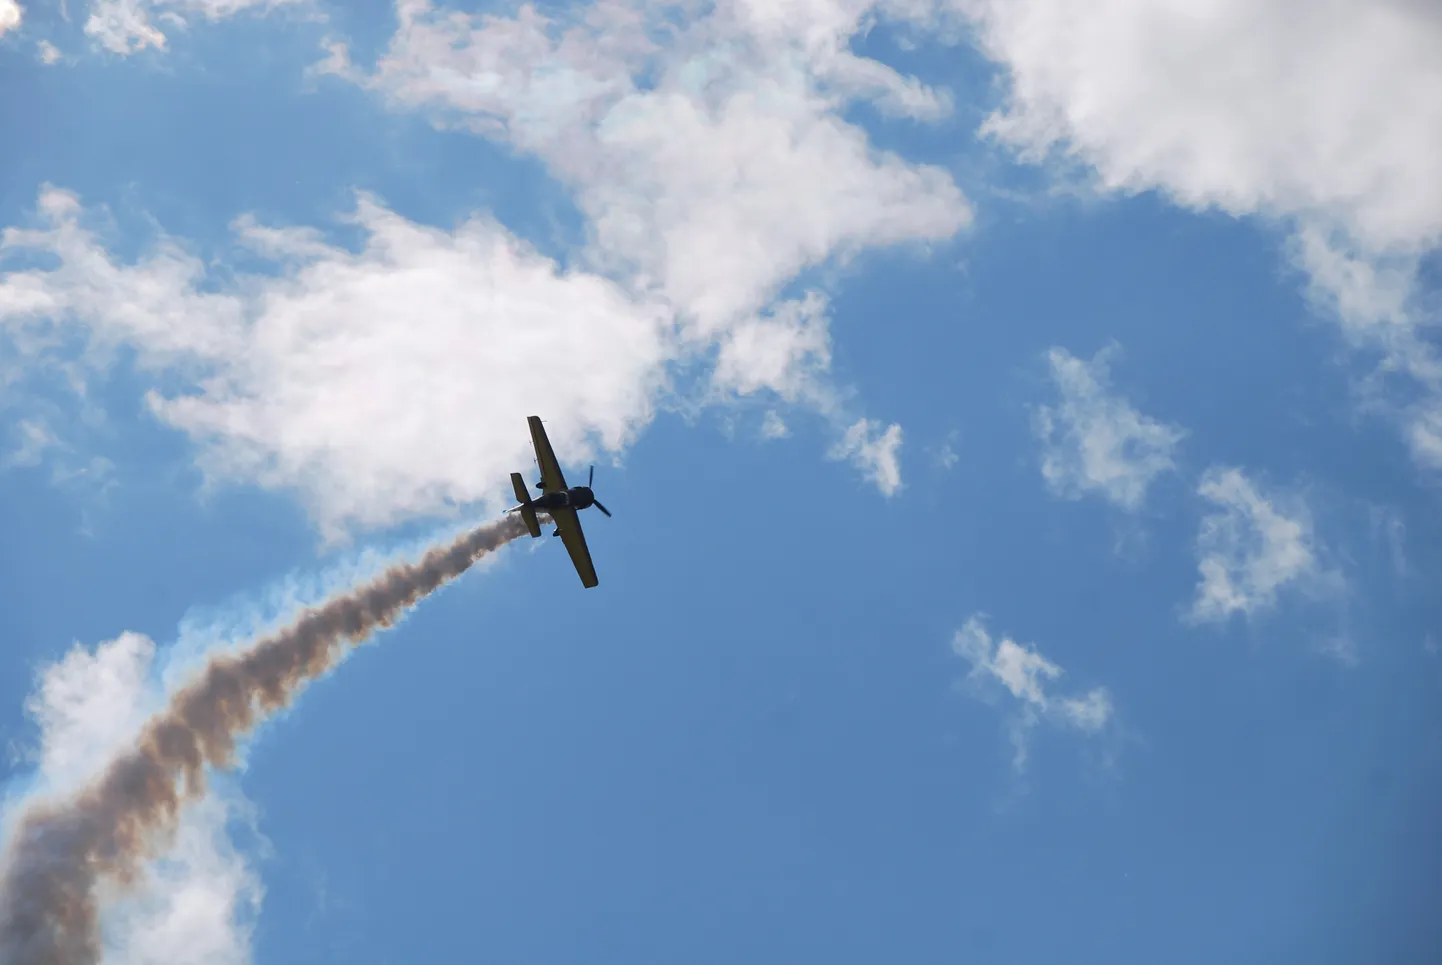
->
xmin=508 ymin=415 xmax=612 ymax=588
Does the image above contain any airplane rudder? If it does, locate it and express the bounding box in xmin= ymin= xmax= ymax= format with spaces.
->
xmin=510 ymin=472 xmax=531 ymax=506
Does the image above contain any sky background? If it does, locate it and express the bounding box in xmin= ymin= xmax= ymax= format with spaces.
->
xmin=1 ymin=2 xmax=1440 ymax=964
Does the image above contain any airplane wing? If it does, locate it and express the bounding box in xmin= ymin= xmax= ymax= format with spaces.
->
xmin=550 ymin=506 xmax=598 ymax=588
xmin=528 ymin=416 xmax=568 ymax=493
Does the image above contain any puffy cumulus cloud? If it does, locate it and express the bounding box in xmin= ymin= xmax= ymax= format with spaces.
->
xmin=952 ymin=615 xmax=1113 ymax=772
xmin=318 ymin=0 xmax=969 ymax=410
xmin=1 ymin=633 xmax=263 ymax=965
xmin=85 ymin=0 xmax=302 ymax=54
xmin=958 ymin=0 xmax=1442 ymax=471
xmin=961 ymin=0 xmax=1442 ymax=252
xmin=5 ymin=2 xmax=971 ymax=521
xmin=711 ymin=292 xmax=834 ymax=404
xmin=17 ymin=632 xmax=159 ymax=795
xmin=0 ymin=0 xmax=21 ymax=36
xmin=830 ymin=418 xmax=903 ymax=496
xmin=1033 ymin=344 xmax=1184 ymax=510
xmin=0 ymin=186 xmax=672 ymax=538
xmin=1188 ymin=466 xmax=1341 ymax=625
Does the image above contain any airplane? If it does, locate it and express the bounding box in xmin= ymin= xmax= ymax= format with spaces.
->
xmin=508 ymin=415 xmax=612 ymax=588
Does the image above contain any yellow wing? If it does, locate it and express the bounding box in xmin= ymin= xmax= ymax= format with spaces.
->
xmin=528 ymin=416 xmax=568 ymax=494
xmin=550 ymin=506 xmax=598 ymax=588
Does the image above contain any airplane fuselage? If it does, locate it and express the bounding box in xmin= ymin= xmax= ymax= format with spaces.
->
xmin=531 ymin=486 xmax=598 ymax=512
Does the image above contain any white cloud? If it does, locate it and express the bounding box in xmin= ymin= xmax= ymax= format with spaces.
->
xmin=37 ymin=39 xmax=62 ymax=63
xmin=1 ymin=187 xmax=671 ymax=539
xmin=4 ymin=1 xmax=970 ymax=519
xmin=959 ymin=0 xmax=1442 ymax=472
xmin=85 ymin=0 xmax=301 ymax=54
xmin=0 ymin=185 xmax=910 ymax=535
xmin=962 ymin=0 xmax=1442 ymax=252
xmin=1188 ymin=466 xmax=1338 ymax=624
xmin=830 ymin=418 xmax=903 ymax=495
xmin=1054 ymin=688 xmax=1112 ymax=732
xmin=760 ymin=410 xmax=790 ymax=439
xmin=0 ymin=0 xmax=22 ymax=36
xmin=1 ymin=633 xmax=262 ymax=965
xmin=952 ymin=615 xmax=1113 ymax=772
xmin=99 ymin=793 xmax=263 ymax=965
xmin=17 ymin=632 xmax=158 ymax=793
xmin=712 ymin=292 xmax=833 ymax=403
xmin=317 ymin=0 xmax=970 ymax=482
xmin=1033 ymin=345 xmax=1184 ymax=510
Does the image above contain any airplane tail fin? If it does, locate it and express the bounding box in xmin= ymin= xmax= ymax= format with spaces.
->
xmin=510 ymin=472 xmax=543 ymax=538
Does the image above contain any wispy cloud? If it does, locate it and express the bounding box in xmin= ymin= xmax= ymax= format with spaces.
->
xmin=930 ymin=429 xmax=959 ymax=471
xmin=0 ymin=414 xmax=116 ymax=501
xmin=1034 ymin=345 xmax=1185 ymax=510
xmin=83 ymin=0 xmax=302 ymax=54
xmin=951 ymin=615 xmax=1114 ymax=773
xmin=830 ymin=419 xmax=903 ymax=496
xmin=2 ymin=418 xmax=57 ymax=469
xmin=1188 ymin=467 xmax=1340 ymax=625
xmin=760 ymin=411 xmax=789 ymax=440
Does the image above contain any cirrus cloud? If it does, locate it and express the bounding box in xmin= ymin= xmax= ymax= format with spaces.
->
xmin=1033 ymin=344 xmax=1185 ymax=511
xmin=84 ymin=0 xmax=303 ymax=54
xmin=1187 ymin=466 xmax=1341 ymax=625
xmin=952 ymin=614 xmax=1114 ymax=774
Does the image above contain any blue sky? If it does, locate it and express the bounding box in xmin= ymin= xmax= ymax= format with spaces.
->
xmin=1 ymin=1 xmax=1440 ymax=964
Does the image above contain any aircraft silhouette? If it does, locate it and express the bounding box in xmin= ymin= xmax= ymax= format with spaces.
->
xmin=508 ymin=416 xmax=610 ymax=588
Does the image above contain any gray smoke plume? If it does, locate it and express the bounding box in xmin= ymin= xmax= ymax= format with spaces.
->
xmin=0 ymin=514 xmax=530 ymax=965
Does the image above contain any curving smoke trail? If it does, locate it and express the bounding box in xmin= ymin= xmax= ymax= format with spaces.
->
xmin=0 ymin=514 xmax=531 ymax=965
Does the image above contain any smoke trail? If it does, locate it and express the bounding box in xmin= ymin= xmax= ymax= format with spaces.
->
xmin=0 ymin=514 xmax=530 ymax=965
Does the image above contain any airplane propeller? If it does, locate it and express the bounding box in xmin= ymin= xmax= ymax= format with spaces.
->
xmin=589 ymin=465 xmax=612 ymax=517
